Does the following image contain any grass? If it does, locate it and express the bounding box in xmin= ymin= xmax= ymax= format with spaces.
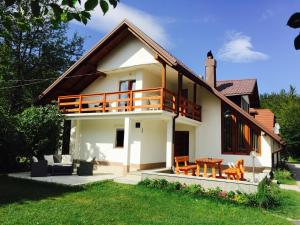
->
xmin=0 ymin=176 xmax=299 ymax=225
xmin=274 ymin=169 xmax=297 ymax=185
xmin=288 ymin=156 xmax=300 ymax=163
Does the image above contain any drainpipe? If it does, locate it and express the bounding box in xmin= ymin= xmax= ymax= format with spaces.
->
xmin=171 ymin=72 xmax=182 ymax=170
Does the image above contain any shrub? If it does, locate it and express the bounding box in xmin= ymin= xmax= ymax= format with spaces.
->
xmin=274 ymin=169 xmax=295 ymax=184
xmin=256 ymin=178 xmax=281 ymax=209
xmin=207 ymin=187 xmax=222 ymax=198
xmin=227 ymin=191 xmax=236 ymax=200
xmin=165 ymin=181 xmax=182 ymax=192
xmin=180 ymin=184 xmax=205 ymax=196
xmin=17 ymin=105 xmax=64 ymax=159
xmin=138 ymin=178 xmax=282 ymax=209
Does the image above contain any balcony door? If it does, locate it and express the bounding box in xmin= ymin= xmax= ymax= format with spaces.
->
xmin=119 ymin=80 xmax=136 ymax=110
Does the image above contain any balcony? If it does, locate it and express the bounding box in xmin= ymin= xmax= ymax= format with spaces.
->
xmin=58 ymin=87 xmax=201 ymax=122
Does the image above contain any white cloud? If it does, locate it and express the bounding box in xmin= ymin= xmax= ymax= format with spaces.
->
xmin=261 ymin=9 xmax=274 ymax=20
xmin=74 ymin=2 xmax=170 ymax=47
xmin=218 ymin=32 xmax=269 ymax=63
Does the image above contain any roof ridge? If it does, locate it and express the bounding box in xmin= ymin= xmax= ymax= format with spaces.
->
xmin=217 ymin=78 xmax=257 ymax=82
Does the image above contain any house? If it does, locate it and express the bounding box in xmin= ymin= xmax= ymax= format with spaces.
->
xmin=39 ymin=20 xmax=283 ymax=174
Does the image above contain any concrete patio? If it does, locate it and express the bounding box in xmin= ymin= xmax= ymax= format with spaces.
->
xmin=8 ymin=166 xmax=142 ymax=186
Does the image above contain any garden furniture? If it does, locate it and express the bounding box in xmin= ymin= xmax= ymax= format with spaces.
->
xmin=224 ymin=159 xmax=245 ymax=180
xmin=195 ymin=158 xmax=223 ymax=178
xmin=174 ymin=156 xmax=197 ymax=175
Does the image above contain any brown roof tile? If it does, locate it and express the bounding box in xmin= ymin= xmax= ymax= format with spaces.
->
xmin=250 ymin=108 xmax=275 ymax=132
xmin=216 ymin=79 xmax=257 ymax=96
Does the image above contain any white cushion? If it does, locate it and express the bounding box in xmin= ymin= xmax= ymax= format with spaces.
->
xmin=44 ymin=155 xmax=54 ymax=165
xmin=61 ymin=155 xmax=72 ymax=164
xmin=32 ymin=156 xmax=38 ymax=162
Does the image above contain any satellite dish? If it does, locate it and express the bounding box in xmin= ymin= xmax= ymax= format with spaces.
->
xmin=274 ymin=123 xmax=280 ymax=134
xmin=250 ymin=151 xmax=257 ymax=158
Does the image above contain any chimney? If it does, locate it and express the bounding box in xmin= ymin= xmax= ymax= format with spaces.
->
xmin=205 ymin=50 xmax=217 ymax=88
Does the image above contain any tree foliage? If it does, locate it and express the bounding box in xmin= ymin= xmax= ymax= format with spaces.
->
xmin=2 ymin=0 xmax=120 ymax=32
xmin=17 ymin=105 xmax=64 ymax=158
xmin=260 ymin=86 xmax=300 ymax=157
xmin=287 ymin=12 xmax=300 ymax=50
xmin=0 ymin=1 xmax=84 ymax=113
xmin=0 ymin=1 xmax=84 ymax=172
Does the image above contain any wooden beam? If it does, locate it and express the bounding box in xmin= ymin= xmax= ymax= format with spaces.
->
xmin=193 ymin=83 xmax=197 ymax=103
xmin=176 ymin=73 xmax=183 ymax=113
xmin=161 ymin=61 xmax=166 ymax=89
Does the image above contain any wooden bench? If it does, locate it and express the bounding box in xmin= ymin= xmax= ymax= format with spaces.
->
xmin=175 ymin=156 xmax=197 ymax=176
xmin=223 ymin=160 xmax=244 ymax=180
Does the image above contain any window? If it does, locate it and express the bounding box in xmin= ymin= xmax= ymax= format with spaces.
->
xmin=222 ymin=103 xmax=261 ymax=155
xmin=238 ymin=120 xmax=247 ymax=151
xmin=223 ymin=107 xmax=233 ymax=152
xmin=115 ymin=129 xmax=124 ymax=147
xmin=250 ymin=129 xmax=260 ymax=153
xmin=241 ymin=97 xmax=249 ymax=112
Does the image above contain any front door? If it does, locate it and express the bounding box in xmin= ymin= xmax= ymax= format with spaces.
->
xmin=174 ymin=131 xmax=189 ymax=157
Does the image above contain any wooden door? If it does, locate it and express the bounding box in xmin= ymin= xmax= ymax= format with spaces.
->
xmin=174 ymin=131 xmax=189 ymax=157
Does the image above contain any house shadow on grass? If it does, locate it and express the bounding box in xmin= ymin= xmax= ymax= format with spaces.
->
xmin=0 ymin=175 xmax=85 ymax=206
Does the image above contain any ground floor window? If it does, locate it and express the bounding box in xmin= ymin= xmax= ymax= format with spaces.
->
xmin=115 ymin=129 xmax=124 ymax=147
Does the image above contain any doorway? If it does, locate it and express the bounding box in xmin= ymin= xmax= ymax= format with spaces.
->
xmin=119 ymin=80 xmax=136 ymax=110
xmin=174 ymin=131 xmax=189 ymax=157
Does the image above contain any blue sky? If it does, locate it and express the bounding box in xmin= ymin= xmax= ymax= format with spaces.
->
xmin=69 ymin=0 xmax=300 ymax=94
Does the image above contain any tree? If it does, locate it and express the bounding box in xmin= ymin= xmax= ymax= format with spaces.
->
xmin=287 ymin=12 xmax=300 ymax=50
xmin=2 ymin=0 xmax=120 ymax=32
xmin=0 ymin=1 xmax=84 ymax=113
xmin=260 ymin=86 xmax=300 ymax=157
xmin=17 ymin=105 xmax=64 ymax=159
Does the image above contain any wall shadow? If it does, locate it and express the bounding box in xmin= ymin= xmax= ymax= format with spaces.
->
xmin=0 ymin=175 xmax=84 ymax=206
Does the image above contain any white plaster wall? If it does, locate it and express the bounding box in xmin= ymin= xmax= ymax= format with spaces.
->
xmin=81 ymin=70 xmax=143 ymax=94
xmin=175 ymin=123 xmax=196 ymax=161
xmin=73 ymin=119 xmax=125 ymax=163
xmin=97 ymin=35 xmax=158 ymax=72
xmin=139 ymin=119 xmax=167 ymax=164
xmin=196 ymin=86 xmax=222 ymax=159
xmin=69 ymin=118 xmax=168 ymax=165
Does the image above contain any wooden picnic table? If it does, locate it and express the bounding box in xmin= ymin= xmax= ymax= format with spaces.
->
xmin=195 ymin=158 xmax=223 ymax=178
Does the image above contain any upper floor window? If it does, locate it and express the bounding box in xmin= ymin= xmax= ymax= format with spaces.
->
xmin=241 ymin=97 xmax=249 ymax=112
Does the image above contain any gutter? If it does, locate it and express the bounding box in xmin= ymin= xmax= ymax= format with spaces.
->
xmin=171 ymin=72 xmax=183 ymax=170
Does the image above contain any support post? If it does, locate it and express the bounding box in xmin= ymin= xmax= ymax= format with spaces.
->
xmin=123 ymin=117 xmax=131 ymax=175
xmin=166 ymin=119 xmax=173 ymax=168
xmin=161 ymin=62 xmax=166 ymax=89
xmin=193 ymin=83 xmax=197 ymax=103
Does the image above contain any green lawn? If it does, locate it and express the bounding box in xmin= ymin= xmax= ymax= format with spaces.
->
xmin=0 ymin=176 xmax=299 ymax=225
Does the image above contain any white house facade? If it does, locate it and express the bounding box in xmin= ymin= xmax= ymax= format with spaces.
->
xmin=39 ymin=20 xmax=283 ymax=174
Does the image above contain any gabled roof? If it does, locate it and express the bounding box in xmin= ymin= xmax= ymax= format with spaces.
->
xmin=250 ymin=108 xmax=275 ymax=132
xmin=38 ymin=19 xmax=282 ymax=144
xmin=216 ymin=79 xmax=257 ymax=96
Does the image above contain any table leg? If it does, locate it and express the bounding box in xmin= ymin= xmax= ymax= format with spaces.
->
xmin=196 ymin=163 xmax=200 ymax=176
xmin=218 ymin=163 xmax=222 ymax=177
xmin=204 ymin=163 xmax=207 ymax=177
xmin=212 ymin=163 xmax=216 ymax=178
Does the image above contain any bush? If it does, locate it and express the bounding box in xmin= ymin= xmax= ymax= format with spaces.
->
xmin=274 ymin=169 xmax=295 ymax=184
xmin=17 ymin=105 xmax=64 ymax=159
xmin=180 ymin=184 xmax=205 ymax=196
xmin=255 ymin=178 xmax=281 ymax=209
xmin=139 ymin=178 xmax=282 ymax=209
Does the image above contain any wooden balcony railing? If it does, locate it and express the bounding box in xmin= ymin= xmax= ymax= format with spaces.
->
xmin=58 ymin=87 xmax=201 ymax=122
